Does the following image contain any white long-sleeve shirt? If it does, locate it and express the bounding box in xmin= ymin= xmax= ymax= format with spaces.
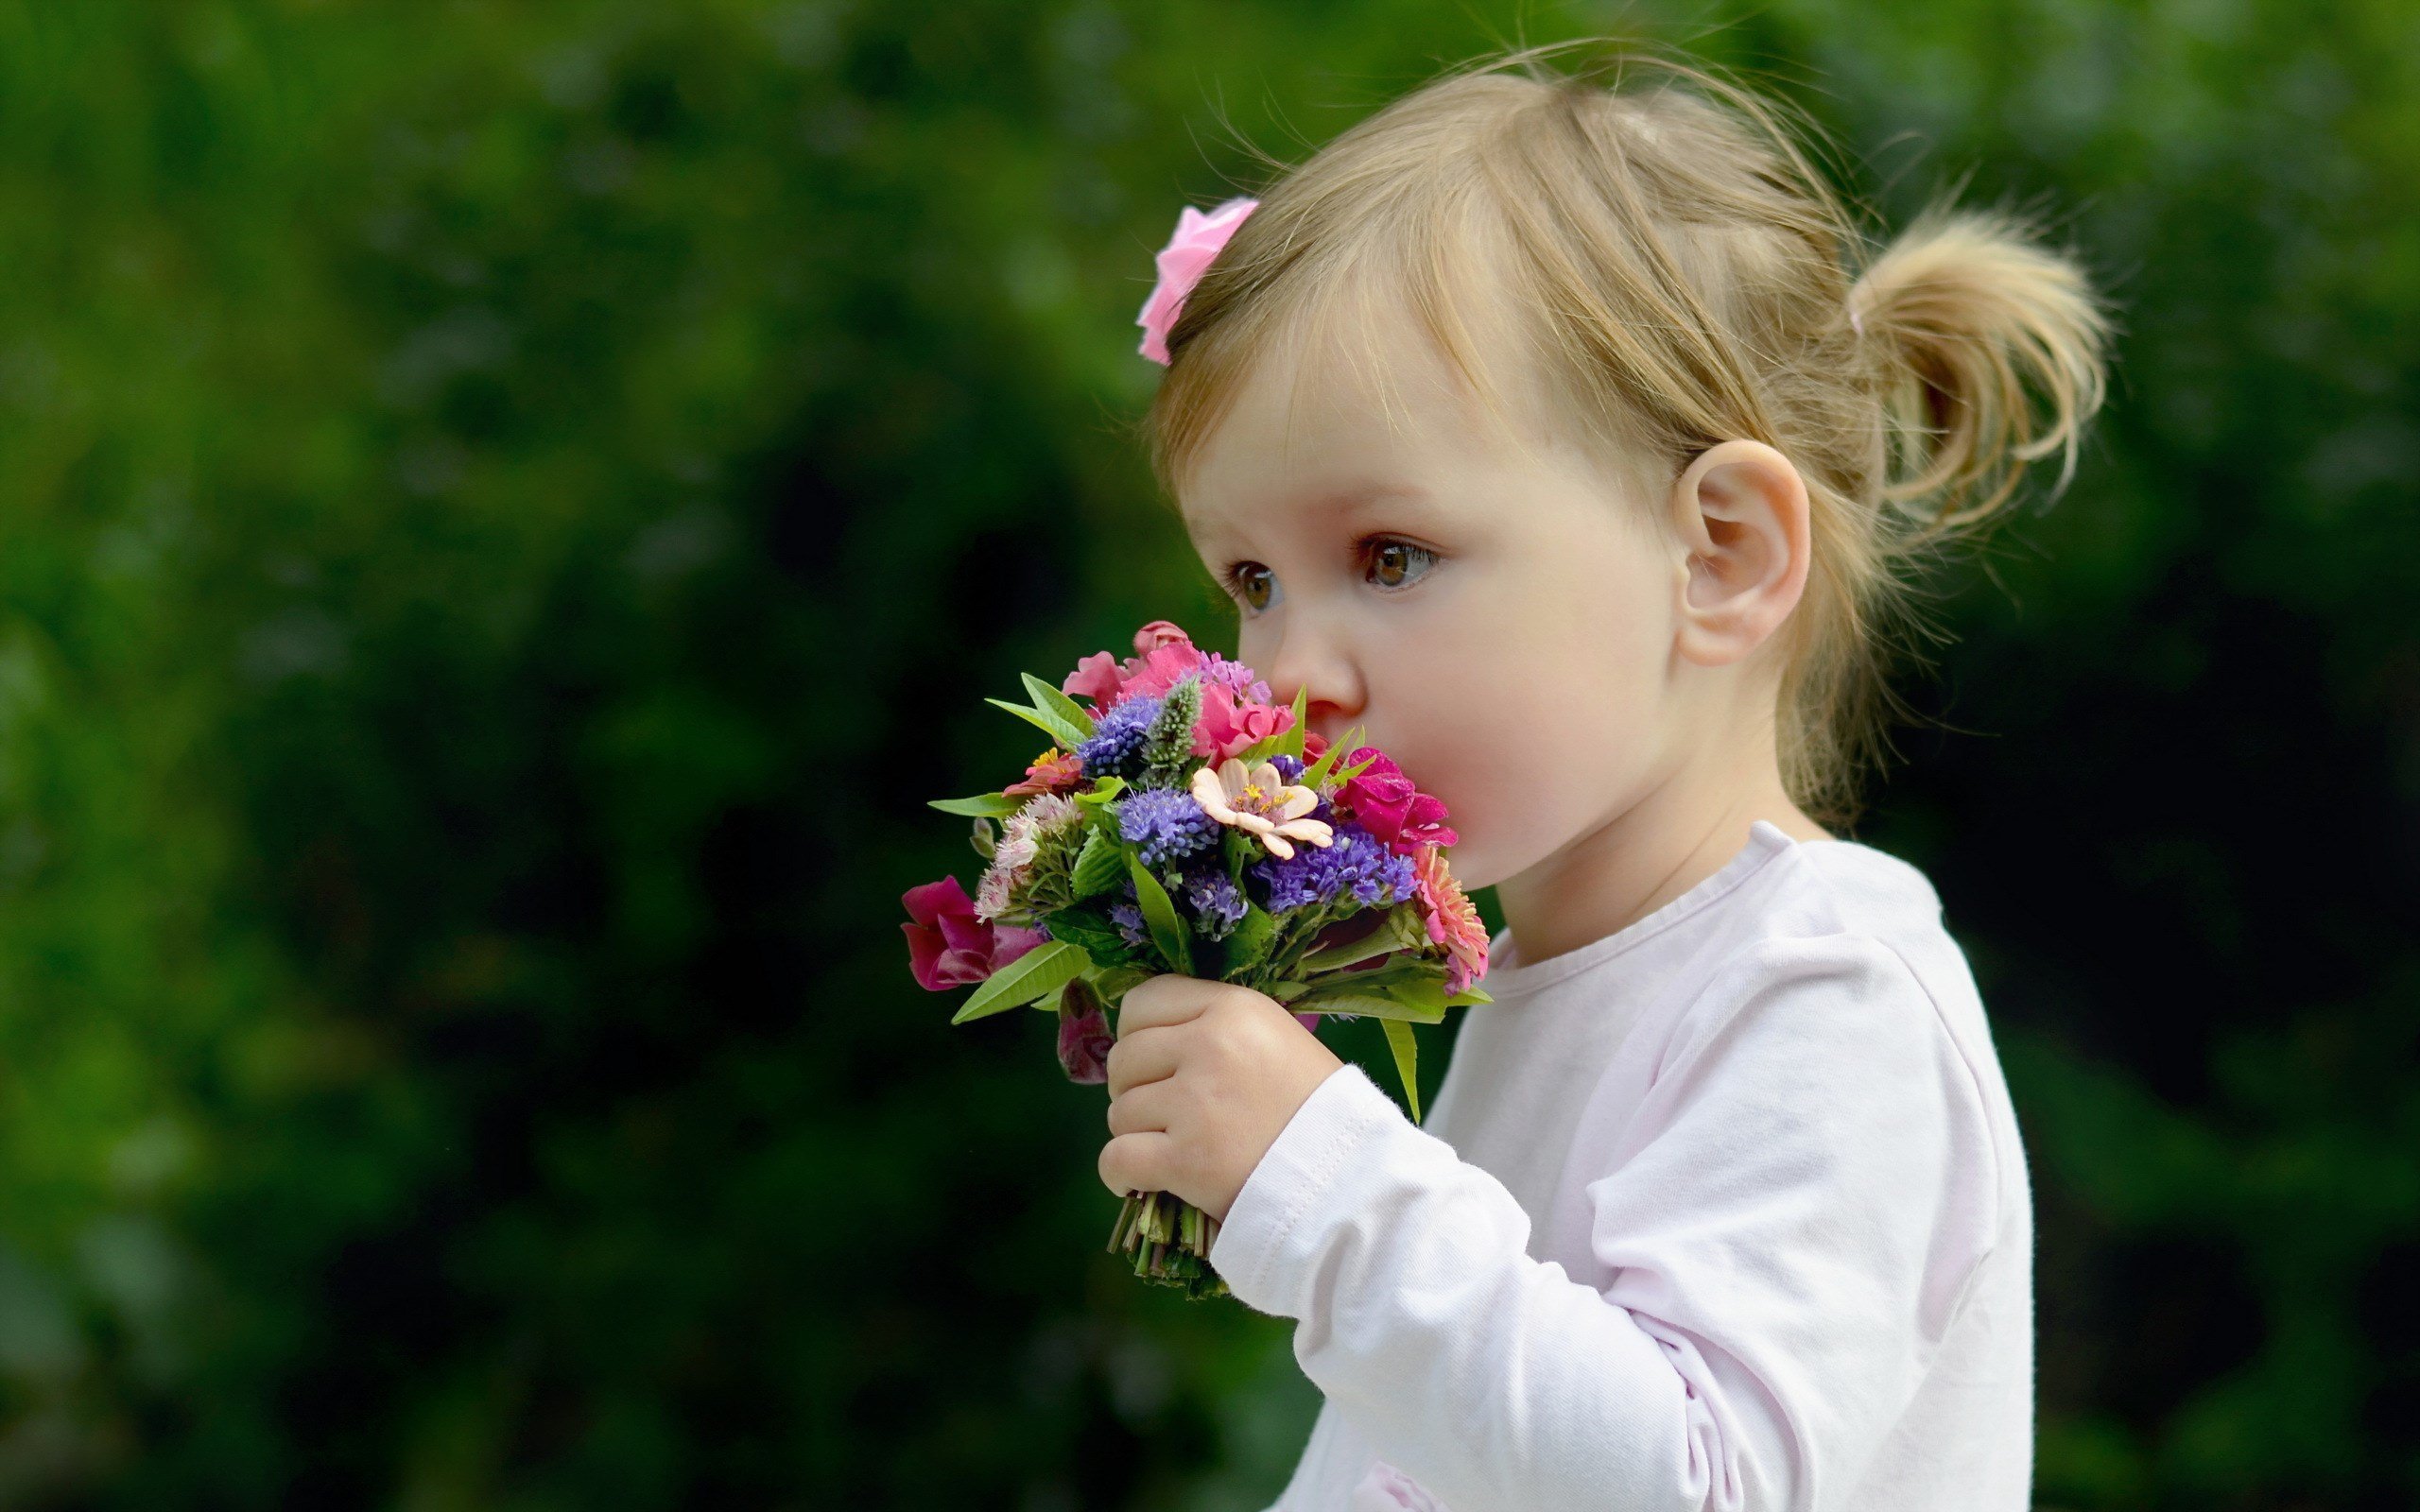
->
xmin=1206 ymin=820 xmax=2033 ymax=1512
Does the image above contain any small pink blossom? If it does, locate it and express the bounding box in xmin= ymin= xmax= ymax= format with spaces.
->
xmin=1003 ymin=747 xmax=1086 ymax=797
xmin=901 ymin=875 xmax=1046 ymax=991
xmin=972 ymin=794 xmax=1081 ymax=919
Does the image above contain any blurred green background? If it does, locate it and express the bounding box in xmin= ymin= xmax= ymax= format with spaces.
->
xmin=0 ymin=1 xmax=2411 ymax=1507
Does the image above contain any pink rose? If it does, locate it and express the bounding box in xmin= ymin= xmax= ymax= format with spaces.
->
xmin=1132 ymin=620 xmax=1194 ymax=654
xmin=901 ymin=875 xmax=1046 ymax=990
xmin=1062 ymin=650 xmax=1126 ymax=710
xmin=1114 ymin=640 xmax=1209 ymax=702
xmin=1060 ymin=626 xmax=1211 ymax=712
xmin=1192 ymin=680 xmax=1295 ymax=764
xmin=1335 ymin=747 xmax=1460 ymax=853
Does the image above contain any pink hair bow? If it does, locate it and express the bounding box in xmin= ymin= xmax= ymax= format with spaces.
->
xmin=1135 ymin=196 xmax=1257 ymax=365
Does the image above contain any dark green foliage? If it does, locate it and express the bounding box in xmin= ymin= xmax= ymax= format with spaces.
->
xmin=1040 ymin=904 xmax=1140 ymax=966
xmin=0 ymin=2 xmax=2410 ymax=1509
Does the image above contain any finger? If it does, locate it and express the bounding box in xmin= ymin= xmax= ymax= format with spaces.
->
xmin=1099 ymin=1129 xmax=1176 ymax=1197
xmin=1115 ymin=974 xmax=1219 ymax=1037
xmin=1103 ymin=1022 xmax=1185 ymax=1099
xmin=1106 ymin=1074 xmax=1184 ymax=1139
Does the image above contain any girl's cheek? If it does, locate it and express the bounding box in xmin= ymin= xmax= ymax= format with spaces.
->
xmin=1403 ymin=576 xmax=1669 ymax=885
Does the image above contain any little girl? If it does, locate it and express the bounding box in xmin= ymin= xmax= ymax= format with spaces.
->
xmin=1096 ymin=42 xmax=2113 ymax=1512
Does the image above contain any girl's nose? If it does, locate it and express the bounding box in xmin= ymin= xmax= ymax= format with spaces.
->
xmin=1262 ymin=632 xmax=1363 ymax=749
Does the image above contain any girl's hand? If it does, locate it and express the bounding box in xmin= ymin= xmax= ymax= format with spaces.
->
xmin=1099 ymin=974 xmax=1345 ymax=1226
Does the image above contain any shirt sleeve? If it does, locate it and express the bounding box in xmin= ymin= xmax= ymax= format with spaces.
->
xmin=1206 ymin=935 xmax=2002 ymax=1512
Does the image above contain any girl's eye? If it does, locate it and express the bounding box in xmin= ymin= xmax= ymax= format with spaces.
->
xmin=1367 ymin=539 xmax=1439 ymax=590
xmin=1227 ymin=561 xmax=1280 ymax=614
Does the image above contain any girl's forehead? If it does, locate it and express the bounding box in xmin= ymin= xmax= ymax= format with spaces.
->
xmin=1185 ymin=317 xmax=1525 ymax=511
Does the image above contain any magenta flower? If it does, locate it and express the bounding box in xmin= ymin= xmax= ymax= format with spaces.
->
xmin=1334 ymin=747 xmax=1459 ymax=853
xmin=901 ymin=875 xmax=1046 ymax=990
xmin=1056 ymin=988 xmax=1115 ymax=1084
xmin=1135 ymin=199 xmax=1257 ymax=366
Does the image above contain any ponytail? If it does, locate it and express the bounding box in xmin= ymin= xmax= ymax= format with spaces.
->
xmin=1851 ymin=201 xmax=2118 ymax=539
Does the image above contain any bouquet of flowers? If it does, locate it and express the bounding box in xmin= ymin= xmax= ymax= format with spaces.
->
xmin=901 ymin=620 xmax=1491 ymax=1299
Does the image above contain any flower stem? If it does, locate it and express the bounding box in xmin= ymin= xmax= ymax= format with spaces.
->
xmin=1107 ymin=1189 xmax=1231 ymax=1301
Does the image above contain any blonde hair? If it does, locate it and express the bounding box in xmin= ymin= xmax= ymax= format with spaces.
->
xmin=1136 ymin=40 xmax=2118 ymax=825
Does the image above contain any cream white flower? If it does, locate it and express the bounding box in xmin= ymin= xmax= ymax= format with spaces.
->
xmin=1188 ymin=758 xmax=1334 ymax=860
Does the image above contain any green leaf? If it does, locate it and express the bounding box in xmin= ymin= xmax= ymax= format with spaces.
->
xmin=1300 ymin=721 xmax=1365 ymax=790
xmin=929 ymin=793 xmax=1026 ymax=817
xmin=1277 ymin=682 xmax=1309 ymax=759
xmin=1288 ymin=960 xmax=1453 ymax=1022
xmin=1223 ymin=903 xmax=1278 ymax=976
xmin=1038 ymin=906 xmax=1132 ymax=961
xmin=1021 ymin=673 xmax=1097 ymax=740
xmin=1286 ymin=988 xmax=1446 ymax=1024
xmin=1444 ymin=984 xmax=1493 ymax=1006
xmin=949 ymin=941 xmax=1090 ymax=1025
xmin=1090 ymin=965 xmax=1152 ymax=1004
xmin=1069 ymin=829 xmax=1125 ymax=898
xmin=1380 ymin=1019 xmax=1423 ymax=1123
xmin=1125 ymin=853 xmax=1194 ymax=976
xmin=1073 ymin=776 xmax=1126 ymax=810
xmin=984 ymin=696 xmax=1087 ymax=752
xmin=1297 ymin=905 xmax=1424 ymax=973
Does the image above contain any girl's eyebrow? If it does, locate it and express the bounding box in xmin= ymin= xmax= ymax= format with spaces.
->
xmin=1330 ymin=481 xmax=1436 ymax=520
xmin=1184 ymin=480 xmax=1434 ymax=538
xmin=1185 ymin=481 xmax=1432 ymax=544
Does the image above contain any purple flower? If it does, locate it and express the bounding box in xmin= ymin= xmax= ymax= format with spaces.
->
xmin=1182 ymin=867 xmax=1247 ymax=939
xmin=1250 ymin=819 xmax=1417 ymax=915
xmin=1201 ymin=652 xmax=1272 ymax=706
xmin=1268 ymin=752 xmax=1306 ymax=784
xmin=1108 ymin=900 xmax=1150 ymax=949
xmin=1078 ymin=693 xmax=1162 ymax=779
xmin=1118 ymin=788 xmax=1220 ymax=868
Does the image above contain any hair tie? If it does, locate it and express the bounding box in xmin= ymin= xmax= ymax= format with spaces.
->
xmin=1136 ymin=197 xmax=1257 ymax=366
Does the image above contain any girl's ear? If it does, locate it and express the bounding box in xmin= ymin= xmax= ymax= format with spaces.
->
xmin=1666 ymin=439 xmax=1813 ymax=668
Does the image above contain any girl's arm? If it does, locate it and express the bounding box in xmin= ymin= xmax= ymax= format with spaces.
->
xmin=1206 ymin=936 xmax=2003 ymax=1512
